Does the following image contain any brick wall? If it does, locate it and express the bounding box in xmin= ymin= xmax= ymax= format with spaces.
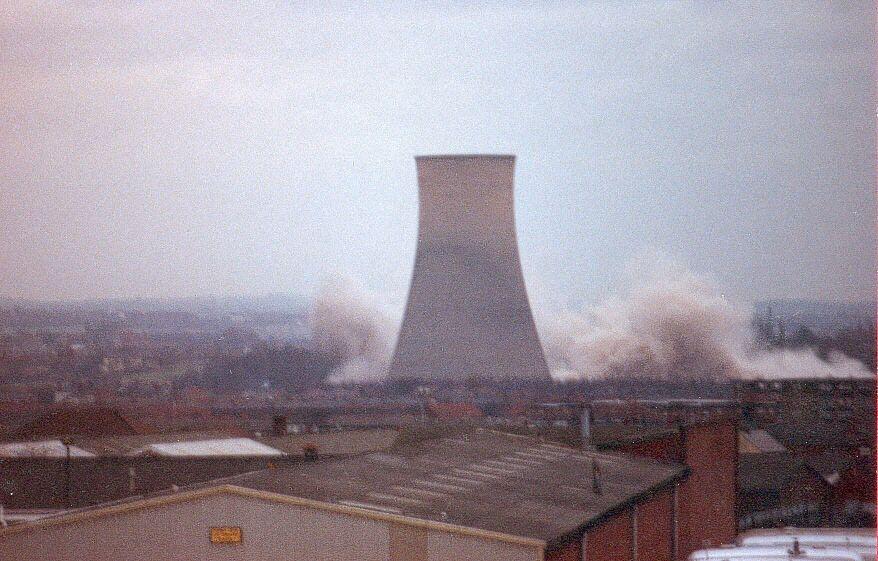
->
xmin=636 ymin=489 xmax=674 ymax=561
xmin=585 ymin=511 xmax=631 ymax=561
xmin=547 ymin=489 xmax=675 ymax=561
xmin=677 ymin=421 xmax=737 ymax=556
xmin=546 ymin=539 xmax=581 ymax=561
xmin=596 ymin=419 xmax=738 ymax=560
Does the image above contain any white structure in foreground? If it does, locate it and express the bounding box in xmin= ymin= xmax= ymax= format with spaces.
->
xmin=735 ymin=528 xmax=875 ymax=549
xmin=689 ymin=528 xmax=876 ymax=561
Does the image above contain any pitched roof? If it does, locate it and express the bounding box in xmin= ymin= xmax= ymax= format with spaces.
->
xmin=586 ymin=423 xmax=678 ymax=448
xmin=2 ymin=429 xmax=687 ymax=545
xmin=72 ymin=430 xmax=249 ymax=456
xmin=11 ymin=407 xmax=146 ymax=439
xmin=188 ymin=429 xmax=685 ymax=544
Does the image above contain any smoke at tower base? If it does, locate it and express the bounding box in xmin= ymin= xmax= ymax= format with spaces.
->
xmin=309 ymin=278 xmax=395 ymax=385
xmin=309 ymin=257 xmax=873 ymax=384
xmin=540 ymin=254 xmax=873 ymax=381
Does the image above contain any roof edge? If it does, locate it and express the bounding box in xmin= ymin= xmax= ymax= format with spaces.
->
xmin=0 ymin=483 xmax=546 ymax=550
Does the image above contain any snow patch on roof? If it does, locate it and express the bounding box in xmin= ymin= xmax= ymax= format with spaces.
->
xmin=0 ymin=440 xmax=96 ymax=458
xmin=130 ymin=437 xmax=284 ymax=457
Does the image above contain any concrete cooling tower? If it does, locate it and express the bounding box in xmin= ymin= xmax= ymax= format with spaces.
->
xmin=388 ymin=155 xmax=551 ymax=382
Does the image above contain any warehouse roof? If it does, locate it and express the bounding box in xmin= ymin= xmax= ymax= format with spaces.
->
xmin=70 ymin=430 xmax=246 ymax=456
xmin=9 ymin=428 xmax=398 ymax=458
xmin=586 ymin=423 xmax=678 ymax=448
xmin=7 ymin=429 xmax=687 ymax=546
xmin=192 ymin=429 xmax=685 ymax=544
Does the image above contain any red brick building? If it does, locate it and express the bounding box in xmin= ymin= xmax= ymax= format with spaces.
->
xmin=546 ymin=487 xmax=678 ymax=561
xmin=588 ymin=419 xmax=739 ymax=559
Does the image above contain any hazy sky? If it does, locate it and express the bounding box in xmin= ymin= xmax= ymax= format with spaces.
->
xmin=1 ymin=1 xmax=874 ymax=307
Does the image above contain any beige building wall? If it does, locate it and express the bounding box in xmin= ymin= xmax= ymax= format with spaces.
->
xmin=428 ymin=531 xmax=540 ymax=561
xmin=0 ymin=489 xmax=543 ymax=561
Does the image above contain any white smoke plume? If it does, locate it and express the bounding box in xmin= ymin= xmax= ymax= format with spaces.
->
xmin=309 ymin=255 xmax=872 ymax=384
xmin=309 ymin=278 xmax=396 ymax=384
xmin=539 ymin=253 xmax=874 ymax=381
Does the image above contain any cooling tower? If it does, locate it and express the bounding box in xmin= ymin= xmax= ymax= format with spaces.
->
xmin=389 ymin=155 xmax=551 ymax=382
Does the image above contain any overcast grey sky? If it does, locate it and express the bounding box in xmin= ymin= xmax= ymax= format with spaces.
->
xmin=1 ymin=1 xmax=874 ymax=307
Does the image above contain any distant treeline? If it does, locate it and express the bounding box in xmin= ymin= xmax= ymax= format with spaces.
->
xmin=754 ymin=313 xmax=876 ymax=371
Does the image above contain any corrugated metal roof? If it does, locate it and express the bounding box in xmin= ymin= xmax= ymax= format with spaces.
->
xmin=5 ymin=429 xmax=687 ymax=544
xmin=205 ymin=429 xmax=687 ymax=542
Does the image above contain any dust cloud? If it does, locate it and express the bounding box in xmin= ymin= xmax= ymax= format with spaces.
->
xmin=539 ymin=255 xmax=873 ymax=381
xmin=310 ymin=256 xmax=873 ymax=384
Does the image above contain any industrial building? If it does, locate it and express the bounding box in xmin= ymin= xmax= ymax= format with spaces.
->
xmin=0 ymin=429 xmax=701 ymax=561
xmin=587 ymin=417 xmax=739 ymax=558
xmin=389 ymin=155 xmax=551 ymax=382
xmin=0 ymin=428 xmax=401 ymax=510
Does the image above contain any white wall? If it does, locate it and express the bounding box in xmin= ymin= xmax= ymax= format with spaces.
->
xmin=0 ymin=492 xmax=542 ymax=561
xmin=0 ymin=493 xmax=388 ymax=561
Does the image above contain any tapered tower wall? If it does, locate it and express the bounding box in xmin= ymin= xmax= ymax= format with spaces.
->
xmin=388 ymin=155 xmax=551 ymax=382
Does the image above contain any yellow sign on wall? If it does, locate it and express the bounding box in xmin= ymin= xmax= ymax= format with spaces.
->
xmin=210 ymin=526 xmax=243 ymax=544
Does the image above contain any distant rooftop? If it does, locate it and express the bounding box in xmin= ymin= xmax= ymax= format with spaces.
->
xmin=738 ymin=429 xmax=786 ymax=454
xmin=131 ymin=437 xmax=283 ymax=457
xmin=0 ymin=439 xmax=95 ymax=458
